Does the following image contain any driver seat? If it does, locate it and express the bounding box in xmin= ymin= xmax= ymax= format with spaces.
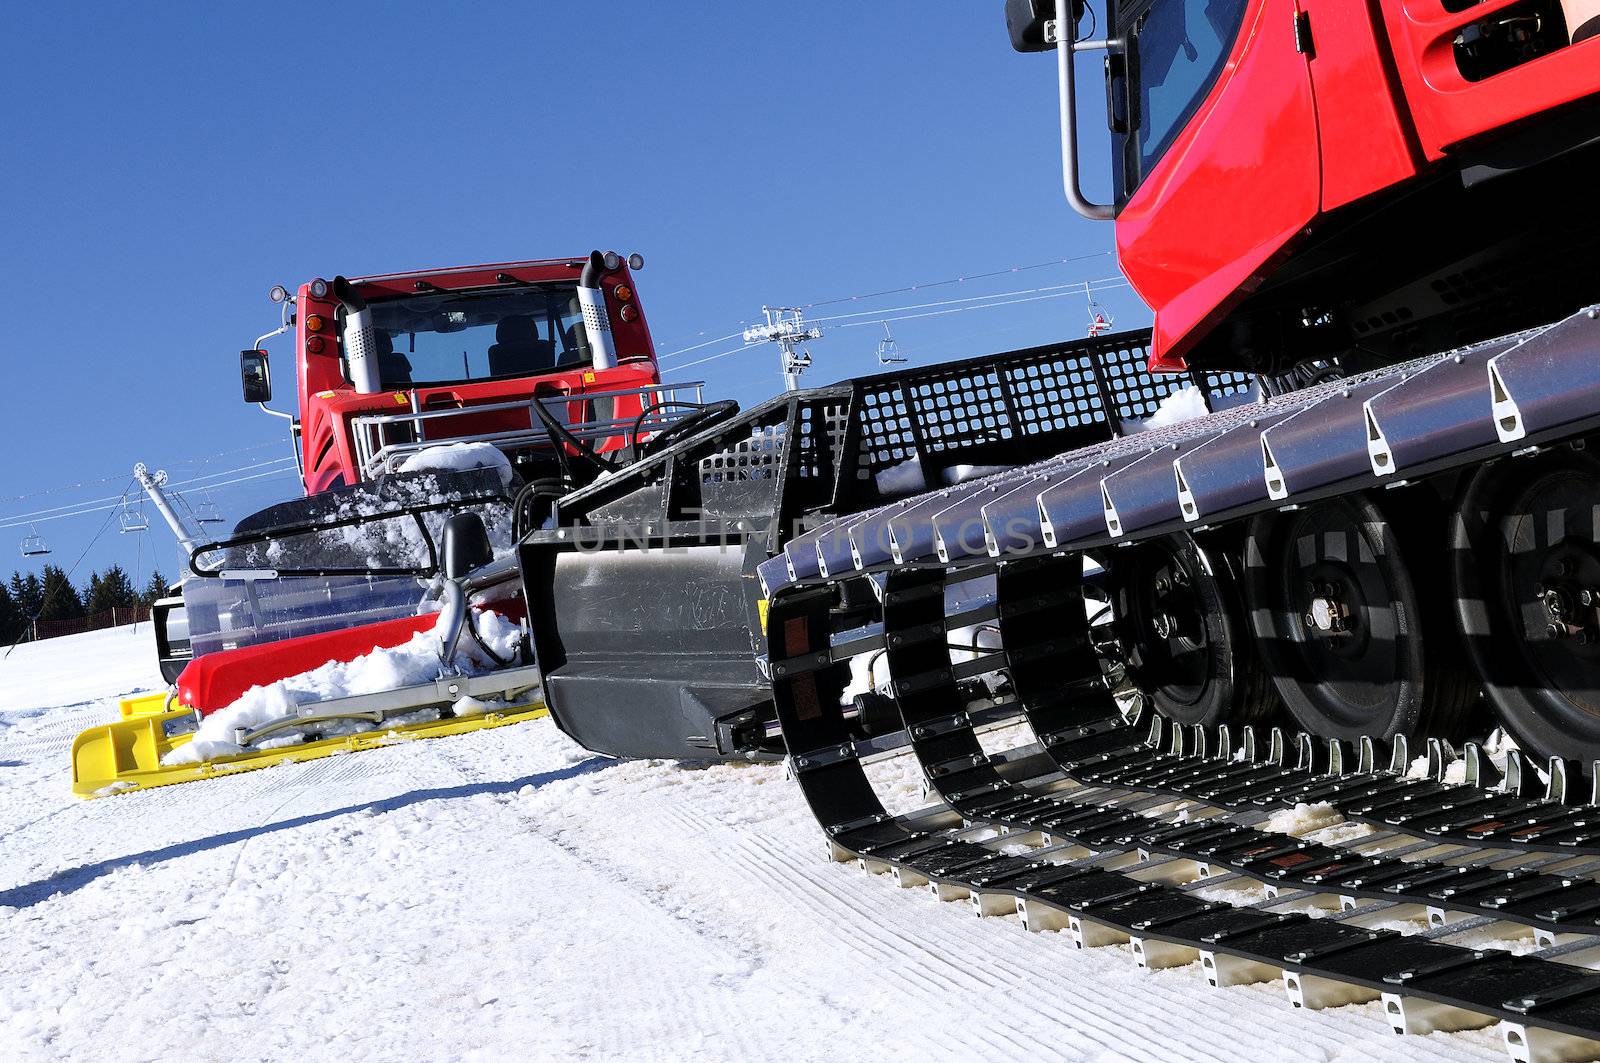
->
xmin=488 ymin=315 xmax=556 ymax=377
xmin=375 ymin=332 xmax=412 ymax=387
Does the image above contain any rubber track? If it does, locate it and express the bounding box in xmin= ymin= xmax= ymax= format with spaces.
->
xmin=767 ymin=559 xmax=1600 ymax=1061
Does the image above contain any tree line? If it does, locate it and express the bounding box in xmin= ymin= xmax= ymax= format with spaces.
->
xmin=1 ymin=565 xmax=167 ymax=643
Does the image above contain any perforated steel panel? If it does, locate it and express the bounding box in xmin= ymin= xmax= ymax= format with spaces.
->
xmin=697 ymin=400 xmax=848 ymax=486
xmin=698 ymin=422 xmax=787 ymax=483
xmin=849 ymin=334 xmax=1254 ymax=484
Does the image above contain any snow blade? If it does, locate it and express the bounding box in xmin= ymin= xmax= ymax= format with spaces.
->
xmin=71 ymin=670 xmax=548 ymax=798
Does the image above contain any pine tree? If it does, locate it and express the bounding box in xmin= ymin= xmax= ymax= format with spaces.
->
xmin=84 ymin=565 xmax=139 ymax=615
xmin=0 ymin=580 xmax=18 ymax=643
xmin=83 ymin=571 xmax=104 ymax=614
xmin=36 ymin=564 xmax=84 ymax=622
xmin=141 ymin=569 xmax=169 ymax=607
xmin=11 ymin=572 xmax=43 ymax=621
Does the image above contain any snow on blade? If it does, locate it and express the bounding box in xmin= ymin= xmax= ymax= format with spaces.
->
xmin=162 ymin=610 xmax=523 ymax=765
xmin=398 ymin=441 xmax=515 ymax=489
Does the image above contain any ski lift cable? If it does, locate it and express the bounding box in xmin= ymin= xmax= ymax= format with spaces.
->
xmin=4 ymin=479 xmax=134 ymax=660
xmin=0 ymin=439 xmax=288 ymax=509
xmin=799 ymin=251 xmax=1114 ymax=310
xmin=0 ymin=458 xmax=299 ymax=527
xmin=806 ymin=275 xmax=1130 ymax=325
xmin=669 ymin=282 xmax=1131 ymax=374
xmin=0 ymin=466 xmax=300 ymax=531
xmin=653 ymin=253 xmax=1114 ymax=354
xmin=659 ymin=274 xmax=1130 ymax=363
xmin=167 ymin=457 xmax=299 ymax=489
xmin=831 ymin=282 xmax=1130 ymax=329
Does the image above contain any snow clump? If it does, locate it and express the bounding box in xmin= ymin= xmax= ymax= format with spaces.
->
xmin=162 ymin=609 xmax=522 ymax=765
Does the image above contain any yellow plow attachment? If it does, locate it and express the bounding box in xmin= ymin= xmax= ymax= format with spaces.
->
xmin=72 ymin=669 xmax=547 ymax=798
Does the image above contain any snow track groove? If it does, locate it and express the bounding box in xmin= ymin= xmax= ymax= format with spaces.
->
xmin=0 ymin=628 xmax=1507 ymax=1060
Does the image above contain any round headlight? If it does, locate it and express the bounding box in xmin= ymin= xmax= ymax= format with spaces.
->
xmin=628 ymin=253 xmax=644 ymax=270
xmin=269 ymin=284 xmax=289 ymax=304
xmin=305 ymin=335 xmax=326 ymax=354
xmin=602 ymin=251 xmax=622 ymax=271
xmin=619 ymin=304 xmax=638 ymax=323
xmin=305 ymin=314 xmax=326 ymax=333
xmin=309 ymin=278 xmax=330 ymax=299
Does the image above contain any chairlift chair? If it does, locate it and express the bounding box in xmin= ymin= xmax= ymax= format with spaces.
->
xmin=876 ymin=322 xmax=908 ymax=365
xmin=19 ymin=525 xmax=50 ymax=557
xmin=194 ymin=492 xmax=224 ymax=524
xmin=119 ymin=500 xmax=149 ymax=534
xmin=183 ymin=490 xmax=225 ymax=525
xmin=1084 ymin=282 xmax=1114 ymax=338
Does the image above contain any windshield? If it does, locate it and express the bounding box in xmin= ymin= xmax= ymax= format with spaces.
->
xmin=365 ymin=284 xmax=591 ymax=388
xmin=1125 ymin=0 xmax=1247 ymax=187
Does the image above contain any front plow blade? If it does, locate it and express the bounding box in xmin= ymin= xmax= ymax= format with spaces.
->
xmin=72 ymin=669 xmax=548 ymax=798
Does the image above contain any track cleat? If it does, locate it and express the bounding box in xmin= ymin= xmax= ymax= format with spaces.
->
xmin=1380 ymin=993 xmax=1495 ymax=1036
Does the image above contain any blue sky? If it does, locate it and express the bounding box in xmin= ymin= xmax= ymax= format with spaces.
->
xmin=0 ymin=2 xmax=1136 ymax=586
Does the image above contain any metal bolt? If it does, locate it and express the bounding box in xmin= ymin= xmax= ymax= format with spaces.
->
xmin=1582 ymin=590 xmax=1595 ymax=607
xmin=1548 ymin=624 xmax=1565 ymax=639
xmin=1155 ymin=578 xmax=1170 ymax=594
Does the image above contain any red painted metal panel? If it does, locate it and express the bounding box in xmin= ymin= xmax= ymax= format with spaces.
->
xmin=289 ymin=259 xmax=662 ymax=492
xmin=178 ymin=613 xmax=438 ymax=714
xmin=1118 ymin=0 xmax=1322 ymax=370
xmin=1305 ymin=0 xmax=1423 ymax=210
xmin=1377 ymin=0 xmax=1600 ymax=158
xmin=178 ymin=603 xmax=526 ymax=715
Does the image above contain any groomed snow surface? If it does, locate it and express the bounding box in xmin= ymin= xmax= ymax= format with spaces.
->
xmin=2 ymin=627 xmax=1507 ymax=1062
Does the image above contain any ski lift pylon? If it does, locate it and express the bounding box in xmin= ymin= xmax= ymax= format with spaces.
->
xmin=19 ymin=524 xmax=50 ymax=558
xmin=876 ymin=322 xmax=908 ymax=365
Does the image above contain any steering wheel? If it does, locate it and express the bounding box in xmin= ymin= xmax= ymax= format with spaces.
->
xmin=637 ymin=399 xmax=742 ymax=459
xmin=531 ymin=387 xmax=617 ymax=487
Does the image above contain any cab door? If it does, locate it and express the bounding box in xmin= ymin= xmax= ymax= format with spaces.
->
xmin=1113 ymin=0 xmax=1321 ymax=369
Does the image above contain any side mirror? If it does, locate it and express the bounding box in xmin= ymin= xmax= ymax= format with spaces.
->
xmin=1006 ymin=0 xmax=1058 ymax=51
xmin=240 ymin=349 xmax=272 ymax=404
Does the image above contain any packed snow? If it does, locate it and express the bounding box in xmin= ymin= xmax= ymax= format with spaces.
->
xmin=163 ymin=610 xmax=524 ymax=765
xmin=397 ymin=441 xmax=516 ymax=489
xmin=1261 ymin=801 xmax=1347 ymax=838
xmin=0 ymin=626 xmax=1511 ymax=1062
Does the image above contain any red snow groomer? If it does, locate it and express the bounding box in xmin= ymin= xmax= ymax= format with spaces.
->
xmin=245 ymin=253 xmax=666 ymax=496
xmin=75 ymin=253 xmax=740 ymax=794
xmin=158 ymin=250 xmax=724 ymax=681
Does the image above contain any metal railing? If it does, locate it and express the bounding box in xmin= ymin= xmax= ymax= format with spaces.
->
xmin=350 ymin=381 xmax=706 ymax=480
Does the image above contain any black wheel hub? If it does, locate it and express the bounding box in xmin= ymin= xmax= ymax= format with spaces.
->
xmin=1113 ymin=543 xmax=1211 ymax=710
xmin=1501 ymin=473 xmax=1600 ymax=719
